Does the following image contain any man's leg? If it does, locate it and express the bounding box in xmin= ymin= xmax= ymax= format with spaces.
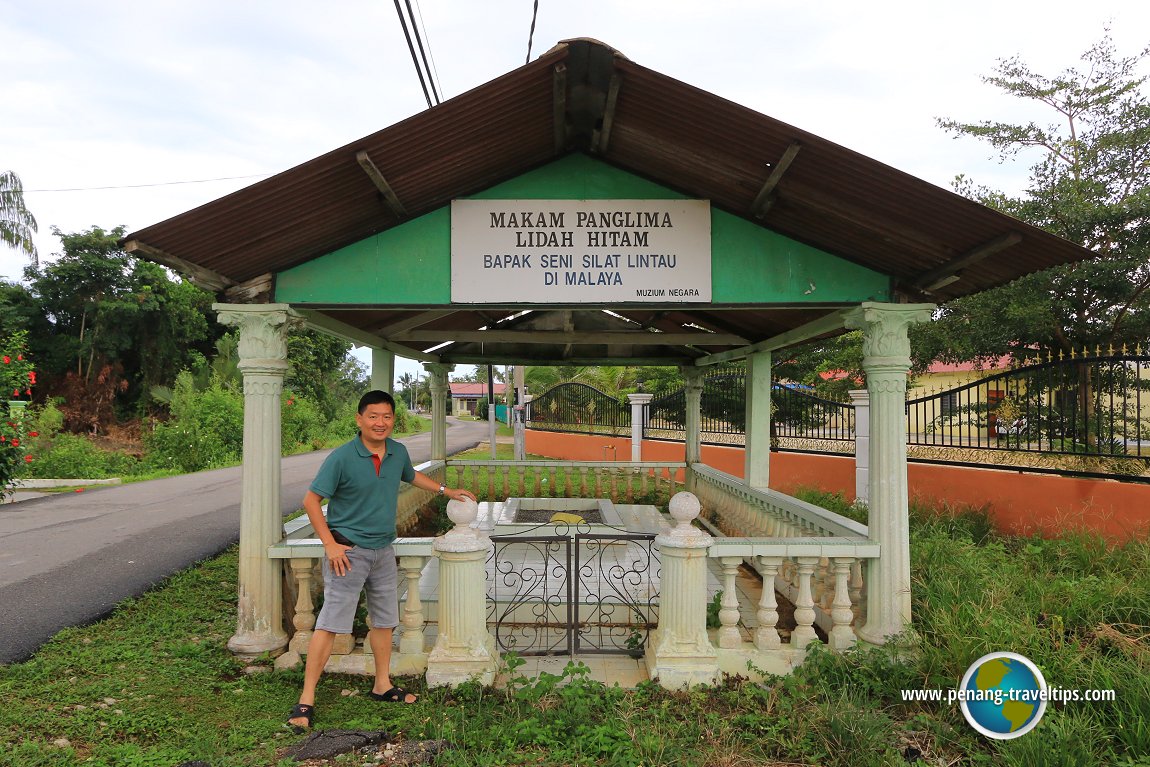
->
xmin=289 ymin=628 xmax=336 ymax=728
xmin=368 ymin=627 xmax=416 ymax=702
xmin=364 ymin=546 xmax=417 ymax=703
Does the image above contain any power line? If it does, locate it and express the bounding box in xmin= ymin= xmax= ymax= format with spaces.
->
xmin=6 ymin=173 xmax=273 ymax=194
xmin=410 ymin=0 xmax=443 ymax=103
xmin=405 ymin=0 xmax=440 ymax=105
xmin=526 ymin=0 xmax=540 ymax=65
xmin=393 ymin=0 xmax=437 ymax=108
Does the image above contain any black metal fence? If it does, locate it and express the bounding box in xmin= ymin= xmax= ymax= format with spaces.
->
xmin=522 ymin=351 xmax=1150 ymax=480
xmin=907 ymin=351 xmax=1150 ymax=459
xmin=525 ymin=381 xmax=630 ymax=434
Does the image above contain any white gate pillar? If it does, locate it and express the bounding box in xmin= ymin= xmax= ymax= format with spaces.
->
xmin=744 ymin=350 xmax=772 ymax=489
xmin=424 ymin=363 xmax=454 ymax=461
xmin=215 ymin=303 xmax=298 ymax=658
xmin=848 ymin=389 xmax=870 ymax=505
xmin=627 ymin=393 xmax=653 ymax=462
xmin=844 ymin=302 xmax=933 ymax=644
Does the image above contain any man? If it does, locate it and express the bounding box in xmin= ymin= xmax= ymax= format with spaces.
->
xmin=288 ymin=390 xmax=477 ymax=732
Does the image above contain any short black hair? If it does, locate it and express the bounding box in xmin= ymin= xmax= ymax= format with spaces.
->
xmin=358 ymin=390 xmax=397 ymax=414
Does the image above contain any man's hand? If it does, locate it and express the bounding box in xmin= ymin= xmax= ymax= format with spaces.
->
xmin=323 ymin=541 xmax=354 ymax=576
xmin=445 ymin=487 xmax=478 ymax=503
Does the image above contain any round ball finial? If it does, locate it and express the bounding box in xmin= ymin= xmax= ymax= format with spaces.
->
xmin=668 ymin=491 xmax=701 ymax=532
xmin=446 ymin=497 xmax=478 ymax=530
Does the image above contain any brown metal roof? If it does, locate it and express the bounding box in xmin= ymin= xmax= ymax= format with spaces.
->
xmin=122 ymin=38 xmax=1094 ymax=366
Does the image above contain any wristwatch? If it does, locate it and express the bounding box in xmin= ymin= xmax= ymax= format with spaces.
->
xmin=438 ymin=484 xmax=446 ymax=496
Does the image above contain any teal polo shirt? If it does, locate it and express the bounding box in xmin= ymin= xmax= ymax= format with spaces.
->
xmin=309 ymin=435 xmax=416 ymax=549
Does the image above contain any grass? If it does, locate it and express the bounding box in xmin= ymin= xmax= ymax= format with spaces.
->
xmin=2 ymin=498 xmax=1148 ymax=766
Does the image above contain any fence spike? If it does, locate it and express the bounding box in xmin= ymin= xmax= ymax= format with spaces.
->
xmin=1121 ymin=343 xmax=1128 ymax=356
xmin=1137 ymin=342 xmax=1144 ymax=356
xmin=1108 ymin=343 xmax=1116 ymax=356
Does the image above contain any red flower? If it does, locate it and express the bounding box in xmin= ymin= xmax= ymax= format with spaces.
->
xmin=75 ymin=488 xmax=84 ymax=493
xmin=28 ymin=372 xmax=36 ymax=384
xmin=23 ymin=454 xmax=32 ymax=463
xmin=10 ymin=439 xmax=18 ymax=447
xmin=16 ymin=355 xmax=22 ymax=361
xmin=11 ymin=389 xmax=18 ymax=397
xmin=28 ymin=431 xmax=38 ymax=437
xmin=24 ymin=389 xmax=30 ymax=396
xmin=0 ymin=436 xmax=6 ymax=442
xmin=2 ymin=356 xmax=8 ymax=364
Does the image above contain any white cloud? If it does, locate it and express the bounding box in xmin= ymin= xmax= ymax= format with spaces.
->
xmin=2 ymin=0 xmax=1147 ymax=382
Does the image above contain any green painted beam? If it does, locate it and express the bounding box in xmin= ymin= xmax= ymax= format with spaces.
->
xmin=274 ymin=154 xmax=891 ymax=306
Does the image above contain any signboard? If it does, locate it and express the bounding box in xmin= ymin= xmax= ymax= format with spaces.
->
xmin=451 ymin=199 xmax=711 ymax=303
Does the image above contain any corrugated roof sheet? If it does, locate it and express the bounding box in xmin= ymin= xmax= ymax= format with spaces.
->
xmin=122 ymin=38 xmax=1095 ymax=366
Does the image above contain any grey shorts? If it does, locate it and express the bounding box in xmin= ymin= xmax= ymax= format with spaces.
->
xmin=314 ymin=543 xmax=399 ymax=634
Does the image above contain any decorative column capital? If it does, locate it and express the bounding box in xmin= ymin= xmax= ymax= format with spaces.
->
xmin=213 ymin=303 xmax=301 ymax=372
xmin=626 ymin=393 xmax=654 ymax=405
xmin=843 ymin=302 xmax=934 ymax=368
xmin=681 ymin=366 xmax=705 ymax=390
xmin=423 ymin=363 xmax=453 ymax=389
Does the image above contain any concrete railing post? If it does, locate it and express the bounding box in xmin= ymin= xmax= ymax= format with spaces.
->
xmin=424 ymin=363 xmax=454 ymax=462
xmin=645 ymin=491 xmax=718 ymax=688
xmin=426 ymin=498 xmax=500 ymax=686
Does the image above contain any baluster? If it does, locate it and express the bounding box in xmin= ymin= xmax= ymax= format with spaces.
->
xmin=792 ymin=557 xmax=819 ymax=649
xmin=828 ymin=557 xmax=857 ymax=651
xmin=717 ymin=557 xmax=743 ymax=649
xmin=579 ymin=466 xmax=589 ymax=496
xmin=516 ymin=465 xmax=526 ymax=497
xmin=564 ymin=465 xmax=574 ymax=497
xmin=754 ymin=556 xmax=783 ymax=649
xmin=850 ymin=559 xmax=866 ymax=622
xmin=463 ymin=465 xmax=474 ymax=496
xmin=486 ymin=465 xmax=495 ymax=499
xmin=532 ymin=466 xmax=542 ymax=496
xmin=289 ymin=558 xmax=316 ymax=652
xmin=398 ymin=555 xmax=428 ymax=657
xmin=626 ymin=468 xmax=635 ymax=502
xmin=640 ymin=467 xmax=649 ymax=498
xmin=610 ymin=469 xmax=619 ymax=502
xmin=501 ymin=465 xmax=510 ymax=499
xmin=548 ymin=465 xmax=558 ymax=497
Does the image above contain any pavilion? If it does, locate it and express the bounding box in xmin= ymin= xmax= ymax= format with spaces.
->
xmin=121 ymin=39 xmax=1093 ymax=685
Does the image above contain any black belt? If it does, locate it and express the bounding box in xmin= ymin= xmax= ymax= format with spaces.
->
xmin=330 ymin=529 xmax=355 ymax=546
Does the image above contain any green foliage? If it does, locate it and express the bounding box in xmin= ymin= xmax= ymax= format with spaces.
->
xmin=23 ymin=226 xmax=221 ymax=423
xmin=22 ymin=433 xmax=137 ymax=479
xmin=926 ymin=34 xmax=1150 ymax=360
xmin=0 ymin=169 xmax=37 ymax=259
xmin=0 ymin=332 xmax=34 ymax=496
xmin=143 ymin=373 xmax=244 ymax=473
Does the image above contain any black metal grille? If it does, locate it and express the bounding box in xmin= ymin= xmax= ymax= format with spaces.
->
xmin=526 ymin=382 xmax=630 ymax=434
xmin=772 ymin=384 xmax=855 ymax=442
xmin=906 ymin=352 xmax=1150 ymax=458
xmin=486 ymin=521 xmax=659 ymax=657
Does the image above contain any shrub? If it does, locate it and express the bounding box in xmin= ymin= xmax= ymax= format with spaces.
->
xmin=0 ymin=331 xmax=35 ymax=498
xmin=23 ymin=432 xmax=137 ymax=479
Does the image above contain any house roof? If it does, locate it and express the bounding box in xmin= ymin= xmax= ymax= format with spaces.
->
xmin=450 ymin=382 xmax=507 ymax=397
xmin=121 ymin=38 xmax=1095 ymax=367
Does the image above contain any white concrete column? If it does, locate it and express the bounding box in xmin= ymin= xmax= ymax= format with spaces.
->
xmin=682 ymin=367 xmax=705 ymax=465
xmin=848 ymin=389 xmax=870 ymax=505
xmin=844 ymin=302 xmax=933 ymax=644
xmin=214 ymin=303 xmax=298 ymax=658
xmin=744 ymin=350 xmax=772 ymax=489
xmin=424 ymin=363 xmax=453 ymax=461
xmin=426 ymin=499 xmax=500 ymax=686
xmin=645 ymin=492 xmax=718 ymax=689
xmin=370 ymin=348 xmax=395 ymax=394
xmin=627 ymin=393 xmax=653 ymax=463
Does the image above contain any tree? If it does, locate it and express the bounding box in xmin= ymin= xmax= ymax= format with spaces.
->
xmin=0 ymin=171 xmax=36 ymax=262
xmin=24 ymin=226 xmax=221 ymax=424
xmin=917 ymin=33 xmax=1150 ymax=362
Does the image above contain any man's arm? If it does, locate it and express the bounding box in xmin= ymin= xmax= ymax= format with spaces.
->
xmin=410 ymin=472 xmax=477 ymax=503
xmin=303 ymin=489 xmax=353 ymax=577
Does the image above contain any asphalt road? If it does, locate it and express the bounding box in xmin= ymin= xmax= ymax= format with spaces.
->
xmin=0 ymin=417 xmax=492 ymax=664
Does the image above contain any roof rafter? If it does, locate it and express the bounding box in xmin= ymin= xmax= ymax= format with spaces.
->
xmin=355 ymin=150 xmax=408 ymax=220
xmin=393 ymin=329 xmax=747 ymax=345
xmin=907 ymin=232 xmax=1024 ymax=292
xmin=751 ymin=141 xmax=802 ymax=219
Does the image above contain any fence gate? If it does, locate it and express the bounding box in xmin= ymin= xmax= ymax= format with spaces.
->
xmin=486 ymin=528 xmax=659 ymax=657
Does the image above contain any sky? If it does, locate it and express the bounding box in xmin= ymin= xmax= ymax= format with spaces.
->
xmin=2 ymin=0 xmax=1148 ymax=388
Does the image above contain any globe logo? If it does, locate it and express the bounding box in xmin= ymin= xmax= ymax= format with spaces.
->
xmin=959 ymin=652 xmax=1048 ymax=739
